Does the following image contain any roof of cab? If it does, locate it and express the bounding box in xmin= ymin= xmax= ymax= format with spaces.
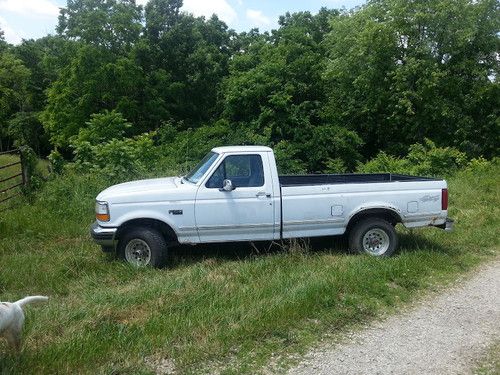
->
xmin=212 ymin=145 xmax=273 ymax=153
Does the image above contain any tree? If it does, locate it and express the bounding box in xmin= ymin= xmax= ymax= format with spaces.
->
xmin=325 ymin=0 xmax=500 ymax=158
xmin=0 ymin=28 xmax=7 ymax=52
xmin=144 ymin=0 xmax=182 ymax=41
xmin=42 ymin=44 xmax=148 ymax=148
xmin=221 ymin=10 xmax=361 ymax=172
xmin=143 ymin=11 xmax=233 ymax=128
xmin=57 ymin=0 xmax=142 ymax=53
xmin=0 ymin=53 xmax=30 ymax=151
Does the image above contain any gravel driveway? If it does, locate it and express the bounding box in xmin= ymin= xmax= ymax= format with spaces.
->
xmin=288 ymin=260 xmax=500 ymax=375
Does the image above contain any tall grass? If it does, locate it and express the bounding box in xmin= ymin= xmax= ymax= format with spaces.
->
xmin=0 ymin=162 xmax=498 ymax=374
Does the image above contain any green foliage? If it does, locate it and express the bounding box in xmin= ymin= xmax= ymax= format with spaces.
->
xmin=465 ymin=157 xmax=499 ymax=174
xmin=406 ymin=139 xmax=468 ymax=176
xmin=0 ymin=52 xmax=30 ymax=151
xmin=68 ymin=110 xmax=160 ymax=177
xmin=2 ymin=0 xmax=498 ymax=170
xmin=7 ymin=111 xmax=46 ymax=153
xmin=48 ymin=149 xmax=65 ymax=174
xmin=274 ymin=140 xmax=307 ymax=174
xmin=8 ymin=36 xmax=79 ymax=155
xmin=357 ymin=152 xmax=410 ymax=174
xmin=357 ymin=139 xmax=469 ymax=177
xmin=73 ymin=132 xmax=158 ymax=177
xmin=221 ymin=9 xmax=364 ymax=172
xmin=57 ymin=0 xmax=142 ymax=52
xmin=42 ymin=45 xmax=149 ymax=148
xmin=19 ymin=146 xmax=44 ymax=194
xmin=72 ymin=109 xmax=132 ymax=145
xmin=0 ymin=28 xmax=6 ymax=51
xmin=324 ymin=0 xmax=499 ymax=158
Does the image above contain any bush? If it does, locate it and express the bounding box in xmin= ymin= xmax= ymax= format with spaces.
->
xmin=358 ymin=139 xmax=469 ymax=177
xmin=70 ymin=110 xmax=164 ymax=178
xmin=356 ymin=151 xmax=412 ymax=174
xmin=73 ymin=133 xmax=159 ymax=178
xmin=71 ymin=109 xmax=132 ymax=146
xmin=18 ymin=146 xmax=45 ymax=195
xmin=48 ymin=149 xmax=65 ymax=174
xmin=406 ymin=139 xmax=468 ymax=176
xmin=465 ymin=157 xmax=498 ymax=174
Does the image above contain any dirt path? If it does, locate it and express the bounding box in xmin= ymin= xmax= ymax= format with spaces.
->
xmin=288 ymin=261 xmax=500 ymax=375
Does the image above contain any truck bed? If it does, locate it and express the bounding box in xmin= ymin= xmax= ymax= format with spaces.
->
xmin=279 ymin=173 xmax=438 ymax=187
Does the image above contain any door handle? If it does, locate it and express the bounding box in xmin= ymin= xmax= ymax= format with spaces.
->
xmin=256 ymin=192 xmax=272 ymax=198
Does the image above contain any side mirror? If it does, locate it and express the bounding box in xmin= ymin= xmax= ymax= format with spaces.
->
xmin=220 ymin=179 xmax=235 ymax=192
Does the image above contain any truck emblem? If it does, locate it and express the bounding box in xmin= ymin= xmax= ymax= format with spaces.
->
xmin=169 ymin=210 xmax=183 ymax=215
xmin=420 ymin=195 xmax=439 ymax=202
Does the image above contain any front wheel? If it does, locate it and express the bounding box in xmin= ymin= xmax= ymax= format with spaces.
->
xmin=348 ymin=218 xmax=398 ymax=257
xmin=118 ymin=227 xmax=168 ymax=268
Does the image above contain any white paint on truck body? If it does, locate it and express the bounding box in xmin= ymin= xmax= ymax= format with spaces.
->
xmin=95 ymin=146 xmax=449 ymax=244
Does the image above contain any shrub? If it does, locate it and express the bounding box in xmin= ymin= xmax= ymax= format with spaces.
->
xmin=406 ymin=139 xmax=468 ymax=176
xmin=19 ymin=145 xmax=44 ymax=195
xmin=358 ymin=139 xmax=469 ymax=177
xmin=69 ymin=110 xmax=164 ymax=178
xmin=48 ymin=149 xmax=65 ymax=174
xmin=465 ymin=157 xmax=498 ymax=174
xmin=72 ymin=132 xmax=159 ymax=178
xmin=356 ymin=151 xmax=412 ymax=174
xmin=71 ymin=109 xmax=131 ymax=146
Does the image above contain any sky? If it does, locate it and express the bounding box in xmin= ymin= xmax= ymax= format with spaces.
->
xmin=0 ymin=0 xmax=366 ymax=45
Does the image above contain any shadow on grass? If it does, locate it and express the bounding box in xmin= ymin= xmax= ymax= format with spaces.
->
xmin=103 ymin=227 xmax=449 ymax=269
xmin=398 ymin=229 xmax=449 ymax=254
xmin=167 ymin=234 xmax=346 ymax=269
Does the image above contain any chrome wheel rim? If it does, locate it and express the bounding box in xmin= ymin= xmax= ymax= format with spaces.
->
xmin=124 ymin=239 xmax=151 ymax=266
xmin=362 ymin=228 xmax=390 ymax=255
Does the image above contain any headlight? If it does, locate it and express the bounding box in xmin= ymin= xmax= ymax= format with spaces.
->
xmin=95 ymin=201 xmax=110 ymax=222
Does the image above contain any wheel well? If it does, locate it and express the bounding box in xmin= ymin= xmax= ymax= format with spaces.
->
xmin=346 ymin=208 xmax=402 ymax=232
xmin=115 ymin=219 xmax=178 ymax=245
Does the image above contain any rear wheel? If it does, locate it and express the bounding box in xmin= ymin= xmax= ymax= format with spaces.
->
xmin=118 ymin=227 xmax=168 ymax=268
xmin=348 ymin=218 xmax=398 ymax=257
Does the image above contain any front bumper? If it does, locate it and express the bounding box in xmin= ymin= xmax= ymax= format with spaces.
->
xmin=90 ymin=221 xmax=117 ymax=247
xmin=436 ymin=218 xmax=454 ymax=232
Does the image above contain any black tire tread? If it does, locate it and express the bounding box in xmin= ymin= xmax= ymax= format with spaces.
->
xmin=118 ymin=226 xmax=168 ymax=268
xmin=348 ymin=218 xmax=398 ymax=257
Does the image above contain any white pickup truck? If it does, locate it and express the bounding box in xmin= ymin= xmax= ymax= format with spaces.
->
xmin=91 ymin=146 xmax=453 ymax=267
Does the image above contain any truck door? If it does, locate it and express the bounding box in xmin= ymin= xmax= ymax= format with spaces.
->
xmin=195 ymin=152 xmax=275 ymax=242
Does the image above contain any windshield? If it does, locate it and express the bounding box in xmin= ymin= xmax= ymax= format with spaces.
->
xmin=184 ymin=151 xmax=219 ymax=184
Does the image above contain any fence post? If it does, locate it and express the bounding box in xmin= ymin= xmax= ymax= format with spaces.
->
xmin=19 ymin=146 xmax=34 ymax=188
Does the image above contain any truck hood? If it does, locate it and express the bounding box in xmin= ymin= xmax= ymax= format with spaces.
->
xmin=96 ymin=177 xmax=182 ymax=203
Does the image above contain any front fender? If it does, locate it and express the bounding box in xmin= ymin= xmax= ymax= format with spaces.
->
xmin=112 ymin=210 xmax=179 ymax=234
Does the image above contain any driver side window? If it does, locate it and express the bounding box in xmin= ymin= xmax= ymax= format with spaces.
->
xmin=206 ymin=154 xmax=264 ymax=188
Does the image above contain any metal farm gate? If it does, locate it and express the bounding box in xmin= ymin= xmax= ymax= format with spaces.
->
xmin=0 ymin=149 xmax=29 ymax=209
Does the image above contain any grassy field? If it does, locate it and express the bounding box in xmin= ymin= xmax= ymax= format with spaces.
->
xmin=0 ymin=161 xmax=498 ymax=374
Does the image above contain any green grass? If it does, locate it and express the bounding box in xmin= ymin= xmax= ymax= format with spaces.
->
xmin=0 ymin=154 xmax=23 ymax=197
xmin=0 ymin=162 xmax=498 ymax=374
xmin=0 ymin=154 xmax=49 ymax=211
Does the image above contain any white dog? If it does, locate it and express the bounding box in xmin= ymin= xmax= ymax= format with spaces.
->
xmin=0 ymin=296 xmax=48 ymax=351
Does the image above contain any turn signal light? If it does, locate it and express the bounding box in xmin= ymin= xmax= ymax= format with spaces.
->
xmin=95 ymin=201 xmax=110 ymax=222
xmin=96 ymin=213 xmax=110 ymax=221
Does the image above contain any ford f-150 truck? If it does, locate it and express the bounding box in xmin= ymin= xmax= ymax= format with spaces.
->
xmin=91 ymin=146 xmax=453 ymax=267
